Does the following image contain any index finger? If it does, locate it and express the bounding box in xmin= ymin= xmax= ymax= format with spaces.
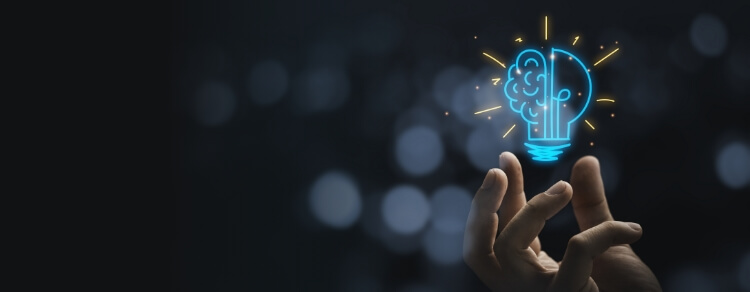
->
xmin=570 ymin=156 xmax=614 ymax=231
xmin=463 ymin=169 xmax=507 ymax=277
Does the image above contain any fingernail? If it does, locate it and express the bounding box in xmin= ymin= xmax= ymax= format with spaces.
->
xmin=627 ymin=222 xmax=642 ymax=231
xmin=545 ymin=180 xmax=567 ymax=195
xmin=482 ymin=169 xmax=497 ymax=189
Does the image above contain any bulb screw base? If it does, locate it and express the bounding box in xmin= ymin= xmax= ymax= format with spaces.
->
xmin=524 ymin=142 xmax=571 ymax=162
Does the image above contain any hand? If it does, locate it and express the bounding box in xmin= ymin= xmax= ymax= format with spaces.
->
xmin=463 ymin=152 xmax=650 ymax=291
xmin=569 ymin=156 xmax=661 ymax=292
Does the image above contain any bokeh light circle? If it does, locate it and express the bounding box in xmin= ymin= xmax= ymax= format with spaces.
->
xmin=715 ymin=141 xmax=750 ymax=189
xmin=193 ymin=81 xmax=237 ymax=126
xmin=293 ymin=66 xmax=350 ymax=113
xmin=381 ymin=185 xmax=430 ymax=234
xmin=247 ymin=59 xmax=288 ymax=106
xmin=421 ymin=226 xmax=464 ymax=265
xmin=690 ymin=14 xmax=728 ymax=57
xmin=429 ymin=185 xmax=472 ymax=234
xmin=395 ymin=126 xmax=444 ymax=176
xmin=666 ymin=267 xmax=716 ymax=292
xmin=308 ymin=171 xmax=362 ymax=229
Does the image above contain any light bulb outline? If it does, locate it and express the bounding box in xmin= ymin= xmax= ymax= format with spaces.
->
xmin=503 ymin=46 xmax=594 ymax=162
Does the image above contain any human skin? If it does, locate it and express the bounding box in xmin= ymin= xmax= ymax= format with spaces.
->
xmin=463 ymin=153 xmax=661 ymax=291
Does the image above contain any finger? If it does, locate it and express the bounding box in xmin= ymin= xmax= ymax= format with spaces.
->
xmin=464 ymin=169 xmax=507 ymax=277
xmin=495 ymin=181 xmax=572 ymax=255
xmin=498 ymin=152 xmax=542 ymax=254
xmin=570 ymin=156 xmax=614 ymax=231
xmin=552 ymin=221 xmax=643 ymax=292
xmin=497 ymin=152 xmax=526 ymax=230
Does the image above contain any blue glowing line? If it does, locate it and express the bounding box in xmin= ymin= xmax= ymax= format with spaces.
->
xmin=524 ymin=143 xmax=571 ymax=161
xmin=503 ymin=46 xmax=593 ymax=162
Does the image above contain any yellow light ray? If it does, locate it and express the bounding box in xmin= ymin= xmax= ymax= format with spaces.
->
xmin=503 ymin=124 xmax=516 ymax=138
xmin=482 ymin=52 xmax=506 ymax=68
xmin=573 ymin=36 xmax=579 ymax=45
xmin=515 ymin=38 xmax=523 ymax=42
xmin=593 ymin=48 xmax=619 ymax=66
xmin=474 ymin=105 xmax=502 ymax=115
xmin=584 ymin=119 xmax=595 ymax=130
xmin=596 ymin=98 xmax=615 ymax=102
xmin=492 ymin=78 xmax=501 ymax=85
xmin=545 ymin=16 xmax=548 ymax=40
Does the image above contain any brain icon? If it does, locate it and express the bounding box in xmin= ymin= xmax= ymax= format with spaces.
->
xmin=504 ymin=50 xmax=548 ymax=124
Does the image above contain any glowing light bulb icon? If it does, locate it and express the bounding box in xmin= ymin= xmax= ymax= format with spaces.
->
xmin=503 ymin=48 xmax=592 ymax=161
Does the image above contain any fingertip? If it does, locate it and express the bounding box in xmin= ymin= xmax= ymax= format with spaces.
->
xmin=545 ymin=180 xmax=570 ymax=196
xmin=481 ymin=168 xmax=506 ymax=190
xmin=612 ymin=221 xmax=643 ymax=243
xmin=572 ymin=156 xmax=600 ymax=175
xmin=626 ymin=222 xmax=642 ymax=232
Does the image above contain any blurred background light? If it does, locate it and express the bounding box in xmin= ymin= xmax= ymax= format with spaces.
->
xmin=725 ymin=41 xmax=750 ymax=100
xmin=740 ymin=251 xmax=750 ymax=291
xmin=626 ymin=69 xmax=670 ymax=116
xmin=247 ymin=59 xmax=289 ymax=106
xmin=382 ymin=185 xmax=430 ymax=235
xmin=400 ymin=283 xmax=438 ymax=292
xmin=421 ymin=225 xmax=464 ymax=265
xmin=669 ymin=32 xmax=705 ymax=73
xmin=308 ymin=171 xmax=362 ymax=229
xmin=690 ymin=14 xmax=728 ymax=57
xmin=593 ymin=148 xmax=622 ymax=196
xmin=394 ymin=106 xmax=440 ymax=134
xmin=465 ymin=124 xmax=520 ymax=171
xmin=395 ymin=126 xmax=444 ymax=176
xmin=715 ymin=141 xmax=750 ymax=189
xmin=293 ymin=66 xmax=350 ymax=113
xmin=193 ymin=81 xmax=237 ymax=126
xmin=666 ymin=267 xmax=717 ymax=292
xmin=357 ymin=14 xmax=403 ymax=56
xmin=429 ymin=185 xmax=472 ymax=234
xmin=421 ymin=185 xmax=471 ymax=265
xmin=432 ymin=66 xmax=471 ymax=111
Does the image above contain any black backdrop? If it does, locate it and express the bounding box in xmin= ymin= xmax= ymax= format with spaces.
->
xmin=168 ymin=0 xmax=750 ymax=291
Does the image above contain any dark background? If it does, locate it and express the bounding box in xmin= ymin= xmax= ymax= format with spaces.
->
xmin=168 ymin=0 xmax=750 ymax=291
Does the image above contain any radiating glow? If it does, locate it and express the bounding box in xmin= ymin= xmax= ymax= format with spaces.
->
xmin=545 ymin=16 xmax=548 ymax=40
xmin=585 ymin=119 xmax=595 ymax=130
xmin=573 ymin=36 xmax=579 ymax=45
xmin=596 ymin=98 xmax=615 ymax=102
xmin=474 ymin=105 xmax=502 ymax=115
xmin=593 ymin=48 xmax=620 ymax=66
xmin=503 ymin=124 xmax=516 ymax=138
xmin=515 ymin=38 xmax=523 ymax=42
xmin=482 ymin=52 xmax=506 ymax=68
xmin=492 ymin=78 xmax=501 ymax=85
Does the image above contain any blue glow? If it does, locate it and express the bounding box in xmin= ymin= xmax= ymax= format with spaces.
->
xmin=504 ymin=47 xmax=593 ymax=162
